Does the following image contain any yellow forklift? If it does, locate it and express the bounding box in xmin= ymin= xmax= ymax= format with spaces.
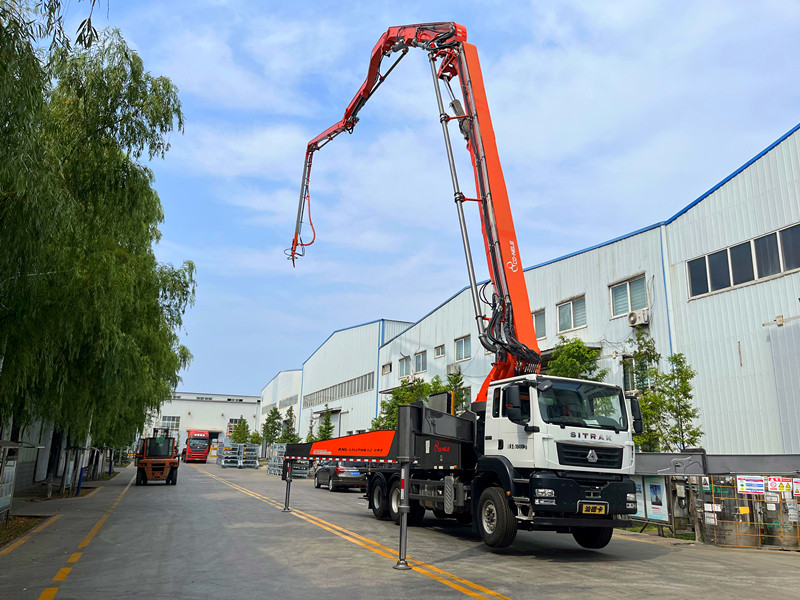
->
xmin=135 ymin=429 xmax=179 ymax=485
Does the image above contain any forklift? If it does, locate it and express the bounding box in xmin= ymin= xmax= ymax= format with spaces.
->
xmin=134 ymin=428 xmax=179 ymax=486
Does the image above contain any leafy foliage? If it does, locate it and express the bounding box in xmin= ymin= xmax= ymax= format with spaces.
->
xmin=248 ymin=430 xmax=262 ymax=445
xmin=0 ymin=10 xmax=194 ymax=448
xmin=277 ymin=406 xmax=300 ymax=444
xmin=230 ymin=419 xmax=250 ymax=444
xmin=317 ymin=404 xmax=335 ymax=440
xmin=304 ymin=415 xmax=316 ymax=443
xmin=371 ymin=376 xmax=449 ymax=431
xmin=547 ymin=336 xmax=609 ymax=381
xmin=631 ymin=331 xmax=702 ymax=451
xmin=261 ymin=407 xmax=282 ymax=445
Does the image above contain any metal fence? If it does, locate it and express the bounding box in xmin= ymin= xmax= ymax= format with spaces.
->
xmin=697 ymin=475 xmax=799 ymax=549
xmin=267 ymin=444 xmax=309 ymax=478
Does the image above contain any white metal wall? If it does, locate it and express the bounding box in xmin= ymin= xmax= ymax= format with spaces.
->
xmin=157 ymin=393 xmax=260 ymax=445
xmin=664 ymin=127 xmax=800 ymax=453
xmin=260 ymin=370 xmax=302 ymax=426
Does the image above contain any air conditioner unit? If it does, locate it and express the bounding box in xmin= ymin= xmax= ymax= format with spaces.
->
xmin=446 ymin=363 xmax=461 ymax=375
xmin=627 ymin=308 xmax=650 ymax=327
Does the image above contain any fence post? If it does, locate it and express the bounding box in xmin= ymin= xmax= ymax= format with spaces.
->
xmin=394 ymin=404 xmax=413 ymax=571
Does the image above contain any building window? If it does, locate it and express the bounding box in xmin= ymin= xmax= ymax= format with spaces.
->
xmin=557 ymin=296 xmax=586 ymax=332
xmin=622 ymin=357 xmax=650 ymax=392
xmin=782 ymin=223 xmax=800 ymax=271
xmin=161 ymin=416 xmax=180 ymax=435
xmin=414 ymin=351 xmax=427 ymax=373
xmin=399 ymin=357 xmax=410 ymax=377
xmin=610 ymin=276 xmax=647 ymax=317
xmin=434 ymin=345 xmax=445 ymax=359
xmin=381 ymin=363 xmax=392 ymax=376
xmin=730 ymin=241 xmax=755 ymax=285
xmin=755 ymin=232 xmax=781 ymax=278
xmin=707 ymin=250 xmax=730 ymax=292
xmin=687 ymin=257 xmax=709 ymax=297
xmin=455 ymin=336 xmax=471 ymax=361
xmin=533 ymin=310 xmax=546 ymax=339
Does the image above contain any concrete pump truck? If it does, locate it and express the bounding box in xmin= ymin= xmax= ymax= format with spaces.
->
xmin=287 ymin=22 xmax=643 ymax=549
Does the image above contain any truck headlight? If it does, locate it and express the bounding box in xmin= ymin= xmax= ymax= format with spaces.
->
xmin=535 ymin=488 xmax=555 ymax=497
xmin=626 ymin=493 xmax=636 ymax=502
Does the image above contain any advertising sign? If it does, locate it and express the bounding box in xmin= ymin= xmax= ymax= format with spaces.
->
xmin=767 ymin=476 xmax=792 ymax=493
xmin=737 ymin=475 xmax=765 ymax=494
xmin=794 ymin=479 xmax=800 ymax=498
xmin=643 ymin=475 xmax=669 ymax=522
xmin=630 ymin=475 xmax=645 ymax=519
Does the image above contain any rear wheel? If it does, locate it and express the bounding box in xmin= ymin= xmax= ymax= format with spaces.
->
xmin=571 ymin=526 xmax=613 ymax=549
xmin=477 ymin=487 xmax=517 ymax=548
xmin=314 ymin=474 xmax=321 ymax=488
xmin=371 ymin=477 xmax=389 ymax=520
xmin=135 ymin=469 xmax=143 ymax=486
xmin=408 ymin=501 xmax=426 ymax=526
xmin=328 ymin=478 xmax=337 ymax=492
xmin=388 ymin=479 xmax=402 ymax=524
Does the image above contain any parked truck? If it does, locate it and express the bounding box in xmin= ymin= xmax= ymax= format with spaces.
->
xmin=286 ymin=22 xmax=643 ymax=549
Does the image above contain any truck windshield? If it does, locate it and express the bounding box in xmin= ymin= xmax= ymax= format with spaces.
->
xmin=188 ymin=439 xmax=209 ymax=451
xmin=537 ymin=381 xmax=627 ymax=431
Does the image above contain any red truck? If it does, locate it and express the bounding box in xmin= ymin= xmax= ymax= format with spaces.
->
xmin=183 ymin=430 xmax=210 ymax=463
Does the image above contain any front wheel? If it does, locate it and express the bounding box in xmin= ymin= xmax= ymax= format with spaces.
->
xmin=571 ymin=526 xmax=613 ymax=549
xmin=170 ymin=469 xmax=178 ymax=485
xmin=328 ymin=478 xmax=337 ymax=492
xmin=477 ymin=487 xmax=517 ymax=548
xmin=314 ymin=474 xmax=320 ymax=489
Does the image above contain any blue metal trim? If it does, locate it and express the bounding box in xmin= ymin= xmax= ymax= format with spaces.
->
xmin=375 ymin=320 xmax=385 ymax=418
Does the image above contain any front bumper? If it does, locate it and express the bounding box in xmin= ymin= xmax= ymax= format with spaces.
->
xmin=524 ymin=470 xmax=636 ymax=520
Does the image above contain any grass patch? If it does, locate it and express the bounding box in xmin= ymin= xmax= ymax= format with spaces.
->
xmin=621 ymin=524 xmax=696 ymax=540
xmin=97 ymin=470 xmax=120 ymax=481
xmin=0 ymin=516 xmax=46 ymax=547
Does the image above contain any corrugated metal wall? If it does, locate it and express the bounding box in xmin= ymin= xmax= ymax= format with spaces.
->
xmin=665 ymin=128 xmax=800 ymax=453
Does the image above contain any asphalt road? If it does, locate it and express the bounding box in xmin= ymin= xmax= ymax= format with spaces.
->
xmin=2 ymin=463 xmax=799 ymax=599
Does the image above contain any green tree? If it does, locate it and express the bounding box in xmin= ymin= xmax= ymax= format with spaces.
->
xmin=446 ymin=370 xmax=470 ymax=413
xmin=248 ymin=430 xmax=262 ymax=445
xmin=547 ymin=336 xmax=609 ymax=381
xmin=231 ymin=419 xmax=250 ymax=444
xmin=631 ymin=331 xmax=702 ymax=451
xmin=317 ymin=404 xmax=335 ymax=440
xmin=277 ymin=406 xmax=300 ymax=444
xmin=262 ymin=407 xmax=282 ymax=446
xmin=305 ymin=415 xmax=316 ymax=443
xmin=371 ymin=376 xmax=449 ymax=431
xmin=0 ymin=19 xmax=194 ymax=449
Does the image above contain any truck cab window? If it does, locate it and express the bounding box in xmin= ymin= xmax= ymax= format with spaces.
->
xmin=492 ymin=389 xmax=501 ymax=417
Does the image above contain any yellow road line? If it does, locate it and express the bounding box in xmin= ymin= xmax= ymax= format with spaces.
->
xmin=67 ymin=552 xmax=82 ymax=563
xmin=0 ymin=514 xmax=62 ymax=555
xmin=78 ymin=478 xmax=133 ymax=549
xmin=53 ymin=567 xmax=71 ymax=582
xmin=38 ymin=588 xmax=58 ymax=600
xmin=197 ymin=466 xmax=511 ymax=600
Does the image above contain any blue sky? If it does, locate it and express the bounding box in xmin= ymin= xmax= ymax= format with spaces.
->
xmin=67 ymin=1 xmax=800 ymax=396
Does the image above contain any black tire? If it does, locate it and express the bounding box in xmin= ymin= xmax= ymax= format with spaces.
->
xmin=432 ymin=508 xmax=448 ymax=520
xmin=571 ymin=526 xmax=613 ymax=549
xmin=388 ymin=479 xmax=402 ymax=524
xmin=314 ymin=474 xmax=320 ymax=489
xmin=135 ymin=469 xmax=143 ymax=486
xmin=170 ymin=469 xmax=178 ymax=485
xmin=371 ymin=477 xmax=389 ymax=520
xmin=328 ymin=477 xmax=337 ymax=492
xmin=408 ymin=501 xmax=426 ymax=526
xmin=477 ymin=487 xmax=517 ymax=548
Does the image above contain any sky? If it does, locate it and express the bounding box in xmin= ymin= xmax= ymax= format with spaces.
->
xmin=64 ymin=1 xmax=800 ymax=396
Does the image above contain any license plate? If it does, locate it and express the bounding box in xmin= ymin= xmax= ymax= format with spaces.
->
xmin=350 ymin=471 xmax=360 ymax=476
xmin=580 ymin=503 xmax=607 ymax=515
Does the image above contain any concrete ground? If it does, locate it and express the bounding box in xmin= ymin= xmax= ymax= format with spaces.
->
xmin=1 ymin=463 xmax=798 ymax=599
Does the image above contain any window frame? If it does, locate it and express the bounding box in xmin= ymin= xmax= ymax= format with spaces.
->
xmin=414 ymin=350 xmax=427 ymax=373
xmin=434 ymin=344 xmax=445 ymax=359
xmin=533 ymin=309 xmax=546 ymax=339
xmin=455 ymin=335 xmax=471 ymax=362
xmin=557 ymin=296 xmax=587 ymax=333
xmin=381 ymin=362 xmax=392 ymax=376
xmin=398 ymin=356 xmax=411 ymax=378
xmin=609 ymin=275 xmax=647 ymax=318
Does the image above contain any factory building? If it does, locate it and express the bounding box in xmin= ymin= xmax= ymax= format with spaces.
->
xmin=280 ymin=121 xmax=800 ymax=455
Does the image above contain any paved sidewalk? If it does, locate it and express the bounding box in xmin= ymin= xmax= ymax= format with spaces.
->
xmin=0 ymin=466 xmax=135 ymax=596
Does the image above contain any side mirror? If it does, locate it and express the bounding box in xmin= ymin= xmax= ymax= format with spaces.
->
xmin=630 ymin=398 xmax=643 ymax=435
xmin=504 ymin=386 xmax=526 ymax=425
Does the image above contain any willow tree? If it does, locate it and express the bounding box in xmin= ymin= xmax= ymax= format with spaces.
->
xmin=0 ymin=18 xmax=195 ymax=448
